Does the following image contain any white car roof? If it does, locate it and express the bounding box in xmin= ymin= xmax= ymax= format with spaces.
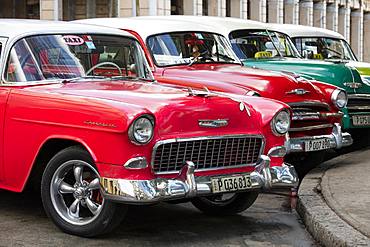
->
xmin=76 ymin=16 xmax=272 ymax=41
xmin=75 ymin=16 xmax=233 ymax=41
xmin=269 ymin=23 xmax=345 ymax=40
xmin=0 ymin=19 xmax=135 ymax=40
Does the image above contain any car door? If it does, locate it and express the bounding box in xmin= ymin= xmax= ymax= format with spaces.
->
xmin=0 ymin=37 xmax=11 ymax=183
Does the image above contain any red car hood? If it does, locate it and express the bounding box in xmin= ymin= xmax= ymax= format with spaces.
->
xmin=24 ymin=80 xmax=286 ymax=137
xmin=161 ymin=63 xmax=328 ymax=105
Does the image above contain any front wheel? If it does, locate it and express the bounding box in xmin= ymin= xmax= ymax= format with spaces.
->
xmin=191 ymin=191 xmax=259 ymax=215
xmin=41 ymin=146 xmax=127 ymax=237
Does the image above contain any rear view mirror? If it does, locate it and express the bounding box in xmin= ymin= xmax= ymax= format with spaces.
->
xmin=302 ymin=50 xmax=314 ymax=59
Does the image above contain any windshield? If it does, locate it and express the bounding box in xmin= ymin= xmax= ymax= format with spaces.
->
xmin=292 ymin=37 xmax=357 ymax=61
xmin=147 ymin=32 xmax=240 ymax=66
xmin=5 ymin=34 xmax=154 ymax=83
xmin=229 ymin=30 xmax=301 ymax=60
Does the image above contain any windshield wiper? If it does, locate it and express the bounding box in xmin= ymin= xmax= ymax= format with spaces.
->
xmin=322 ymin=47 xmax=343 ymax=58
xmin=214 ymin=52 xmax=236 ymax=62
xmin=111 ymin=75 xmax=155 ymax=82
xmin=61 ymin=75 xmax=108 ymax=84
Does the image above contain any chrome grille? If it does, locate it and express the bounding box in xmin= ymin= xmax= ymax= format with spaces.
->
xmin=152 ymin=136 xmax=263 ymax=174
xmin=288 ymin=102 xmax=333 ymax=132
xmin=347 ymin=95 xmax=370 ymax=112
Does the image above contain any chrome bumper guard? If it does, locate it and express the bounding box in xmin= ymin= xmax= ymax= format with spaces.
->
xmin=100 ymin=155 xmax=299 ymax=204
xmin=286 ymin=123 xmax=353 ymax=153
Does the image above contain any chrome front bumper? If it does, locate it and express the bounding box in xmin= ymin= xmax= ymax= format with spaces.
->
xmin=100 ymin=155 xmax=298 ymax=204
xmin=286 ymin=123 xmax=353 ymax=153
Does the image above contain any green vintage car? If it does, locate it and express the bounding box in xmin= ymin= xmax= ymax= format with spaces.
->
xmin=183 ymin=17 xmax=370 ymax=130
xmin=279 ymin=24 xmax=370 ymax=92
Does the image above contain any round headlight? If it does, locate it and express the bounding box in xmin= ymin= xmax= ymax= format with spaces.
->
xmin=129 ymin=116 xmax=154 ymax=145
xmin=272 ymin=110 xmax=291 ymax=135
xmin=331 ymin=89 xmax=347 ymax=109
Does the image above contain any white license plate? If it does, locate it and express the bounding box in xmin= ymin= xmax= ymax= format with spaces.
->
xmin=352 ymin=115 xmax=370 ymax=126
xmin=305 ymin=138 xmax=331 ymax=152
xmin=211 ymin=175 xmax=252 ymax=193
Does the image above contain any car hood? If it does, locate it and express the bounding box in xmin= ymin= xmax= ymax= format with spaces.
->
xmin=24 ymin=80 xmax=285 ymax=137
xmin=344 ymin=61 xmax=370 ymax=76
xmin=161 ymin=63 xmax=328 ymax=104
xmin=244 ymin=58 xmax=370 ymax=94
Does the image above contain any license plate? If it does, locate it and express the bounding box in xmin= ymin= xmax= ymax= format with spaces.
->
xmin=305 ymin=138 xmax=331 ymax=152
xmin=352 ymin=115 xmax=370 ymax=126
xmin=211 ymin=175 xmax=252 ymax=193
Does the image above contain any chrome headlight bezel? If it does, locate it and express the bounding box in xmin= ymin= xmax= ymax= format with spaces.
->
xmin=128 ymin=115 xmax=154 ymax=145
xmin=271 ymin=110 xmax=291 ymax=136
xmin=331 ymin=89 xmax=348 ymax=109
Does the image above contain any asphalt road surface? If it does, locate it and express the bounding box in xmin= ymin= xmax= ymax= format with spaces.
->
xmin=0 ymin=190 xmax=315 ymax=247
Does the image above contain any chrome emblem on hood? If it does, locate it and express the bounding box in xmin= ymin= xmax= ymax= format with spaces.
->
xmin=199 ymin=119 xmax=229 ymax=128
xmin=344 ymin=82 xmax=362 ymax=89
xmin=286 ymin=89 xmax=310 ymax=95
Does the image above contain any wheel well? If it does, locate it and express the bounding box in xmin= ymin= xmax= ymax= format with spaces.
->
xmin=26 ymin=139 xmax=89 ymax=192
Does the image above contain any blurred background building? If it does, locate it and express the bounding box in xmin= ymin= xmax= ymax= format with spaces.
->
xmin=1 ymin=0 xmax=369 ymax=61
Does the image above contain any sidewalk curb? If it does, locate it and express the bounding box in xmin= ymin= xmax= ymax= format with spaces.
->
xmin=297 ymin=155 xmax=370 ymax=247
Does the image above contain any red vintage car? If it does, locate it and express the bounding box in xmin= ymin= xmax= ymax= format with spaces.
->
xmin=78 ymin=17 xmax=353 ymax=173
xmin=0 ymin=20 xmax=297 ymax=237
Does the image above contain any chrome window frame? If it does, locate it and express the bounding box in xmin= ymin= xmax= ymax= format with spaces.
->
xmin=151 ymin=134 xmax=265 ymax=175
xmin=0 ymin=37 xmax=9 ymax=81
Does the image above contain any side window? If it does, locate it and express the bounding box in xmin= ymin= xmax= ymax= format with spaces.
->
xmin=6 ymin=39 xmax=43 ymax=82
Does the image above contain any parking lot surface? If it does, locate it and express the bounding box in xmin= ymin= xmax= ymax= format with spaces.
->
xmin=0 ymin=190 xmax=315 ymax=246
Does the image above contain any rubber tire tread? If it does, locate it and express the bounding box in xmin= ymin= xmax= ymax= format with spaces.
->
xmin=191 ymin=191 xmax=259 ymax=216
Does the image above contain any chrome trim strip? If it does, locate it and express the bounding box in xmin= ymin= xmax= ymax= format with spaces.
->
xmin=287 ymin=101 xmax=330 ymax=110
xmin=198 ymin=119 xmax=229 ymax=128
xmin=289 ymin=123 xmax=333 ymax=132
xmin=292 ymin=112 xmax=343 ymax=121
xmin=348 ymin=94 xmax=370 ymax=99
xmin=320 ymin=112 xmax=344 ymax=118
xmin=347 ymin=106 xmax=370 ymax=110
xmin=292 ymin=112 xmax=320 ymax=120
xmin=151 ymin=134 xmax=265 ymax=175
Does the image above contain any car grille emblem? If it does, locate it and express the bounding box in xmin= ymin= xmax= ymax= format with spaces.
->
xmin=198 ymin=119 xmax=229 ymax=128
xmin=286 ymin=88 xmax=310 ymax=95
xmin=344 ymin=82 xmax=362 ymax=89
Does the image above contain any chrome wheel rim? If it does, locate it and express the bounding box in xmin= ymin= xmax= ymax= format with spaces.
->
xmin=50 ymin=160 xmax=104 ymax=226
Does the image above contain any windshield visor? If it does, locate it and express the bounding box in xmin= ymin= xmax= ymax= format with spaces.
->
xmin=5 ymin=34 xmax=154 ymax=83
xmin=229 ymin=30 xmax=301 ymax=60
xmin=292 ymin=37 xmax=357 ymax=61
xmin=147 ymin=32 xmax=240 ymax=66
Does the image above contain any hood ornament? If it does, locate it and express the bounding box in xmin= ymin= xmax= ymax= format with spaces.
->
xmin=199 ymin=119 xmax=229 ymax=128
xmin=187 ymin=87 xmax=252 ymax=117
xmin=239 ymin=102 xmax=251 ymax=116
xmin=187 ymin=86 xmax=212 ymax=97
xmin=286 ymin=88 xmax=310 ymax=95
xmin=344 ymin=82 xmax=362 ymax=89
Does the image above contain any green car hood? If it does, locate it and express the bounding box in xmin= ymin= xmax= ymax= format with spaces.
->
xmin=244 ymin=58 xmax=370 ymax=94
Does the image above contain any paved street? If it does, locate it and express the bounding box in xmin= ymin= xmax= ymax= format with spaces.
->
xmin=0 ymin=190 xmax=315 ymax=246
